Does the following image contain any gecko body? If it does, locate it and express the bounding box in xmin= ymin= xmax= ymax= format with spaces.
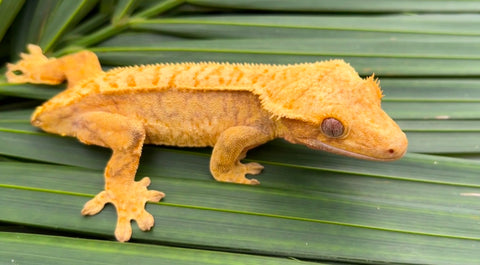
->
xmin=6 ymin=45 xmax=407 ymax=242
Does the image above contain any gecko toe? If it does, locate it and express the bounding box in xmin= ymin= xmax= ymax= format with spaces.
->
xmin=136 ymin=210 xmax=155 ymax=231
xmin=27 ymin=44 xmax=43 ymax=55
xmin=115 ymin=216 xmax=133 ymax=242
xmin=249 ymin=178 xmax=260 ymax=185
xmin=81 ymin=190 xmax=110 ymax=216
xmin=245 ymin=162 xmax=264 ymax=175
xmin=139 ymin=176 xmax=151 ymax=187
xmin=147 ymin=190 xmax=165 ymax=202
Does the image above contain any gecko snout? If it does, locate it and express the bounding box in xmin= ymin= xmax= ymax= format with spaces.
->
xmin=382 ymin=132 xmax=408 ymax=160
xmin=30 ymin=106 xmax=44 ymax=127
xmin=31 ymin=118 xmax=42 ymax=127
xmin=385 ymin=147 xmax=406 ymax=159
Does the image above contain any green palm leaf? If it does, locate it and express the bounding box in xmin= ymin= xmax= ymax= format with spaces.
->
xmin=1 ymin=1 xmax=480 ymax=264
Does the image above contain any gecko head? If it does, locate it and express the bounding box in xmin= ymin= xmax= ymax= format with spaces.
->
xmin=30 ymin=103 xmax=73 ymax=136
xmin=275 ymin=61 xmax=408 ymax=161
xmin=31 ymin=105 xmax=52 ymax=131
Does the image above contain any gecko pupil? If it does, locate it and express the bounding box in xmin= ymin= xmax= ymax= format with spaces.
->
xmin=321 ymin=118 xmax=344 ymax=138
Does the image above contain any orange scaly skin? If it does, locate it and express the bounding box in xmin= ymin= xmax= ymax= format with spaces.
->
xmin=6 ymin=44 xmax=407 ymax=242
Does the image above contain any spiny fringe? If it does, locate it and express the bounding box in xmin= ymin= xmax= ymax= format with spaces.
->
xmin=106 ymin=59 xmax=348 ymax=72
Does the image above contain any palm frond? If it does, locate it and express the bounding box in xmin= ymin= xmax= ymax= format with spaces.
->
xmin=1 ymin=1 xmax=480 ymax=264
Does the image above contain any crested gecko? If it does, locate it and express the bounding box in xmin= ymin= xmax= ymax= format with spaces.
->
xmin=6 ymin=44 xmax=408 ymax=242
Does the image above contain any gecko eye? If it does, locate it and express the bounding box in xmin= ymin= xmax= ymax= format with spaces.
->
xmin=321 ymin=118 xmax=345 ymax=138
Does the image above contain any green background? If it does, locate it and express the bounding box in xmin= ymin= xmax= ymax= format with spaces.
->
xmin=1 ymin=0 xmax=480 ymax=264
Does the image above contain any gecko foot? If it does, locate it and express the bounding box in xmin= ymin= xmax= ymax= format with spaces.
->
xmin=215 ymin=162 xmax=264 ymax=185
xmin=81 ymin=177 xmax=165 ymax=242
xmin=6 ymin=44 xmax=51 ymax=83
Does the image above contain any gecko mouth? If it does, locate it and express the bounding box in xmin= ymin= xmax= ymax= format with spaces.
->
xmin=298 ymin=138 xmax=405 ymax=161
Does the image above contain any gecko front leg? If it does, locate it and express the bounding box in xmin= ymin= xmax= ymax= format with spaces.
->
xmin=75 ymin=112 xmax=164 ymax=242
xmin=210 ymin=126 xmax=273 ymax=185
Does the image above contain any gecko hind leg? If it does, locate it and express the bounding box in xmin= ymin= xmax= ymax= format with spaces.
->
xmin=6 ymin=44 xmax=102 ymax=88
xmin=75 ymin=111 xmax=164 ymax=242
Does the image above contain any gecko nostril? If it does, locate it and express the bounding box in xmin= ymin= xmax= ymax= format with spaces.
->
xmin=388 ymin=149 xmax=395 ymax=154
xmin=31 ymin=118 xmax=42 ymax=127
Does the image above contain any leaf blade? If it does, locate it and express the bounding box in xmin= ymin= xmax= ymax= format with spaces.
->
xmin=186 ymin=0 xmax=480 ymax=13
xmin=0 ymin=232 xmax=318 ymax=265
xmin=2 ymin=160 xmax=480 ymax=264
